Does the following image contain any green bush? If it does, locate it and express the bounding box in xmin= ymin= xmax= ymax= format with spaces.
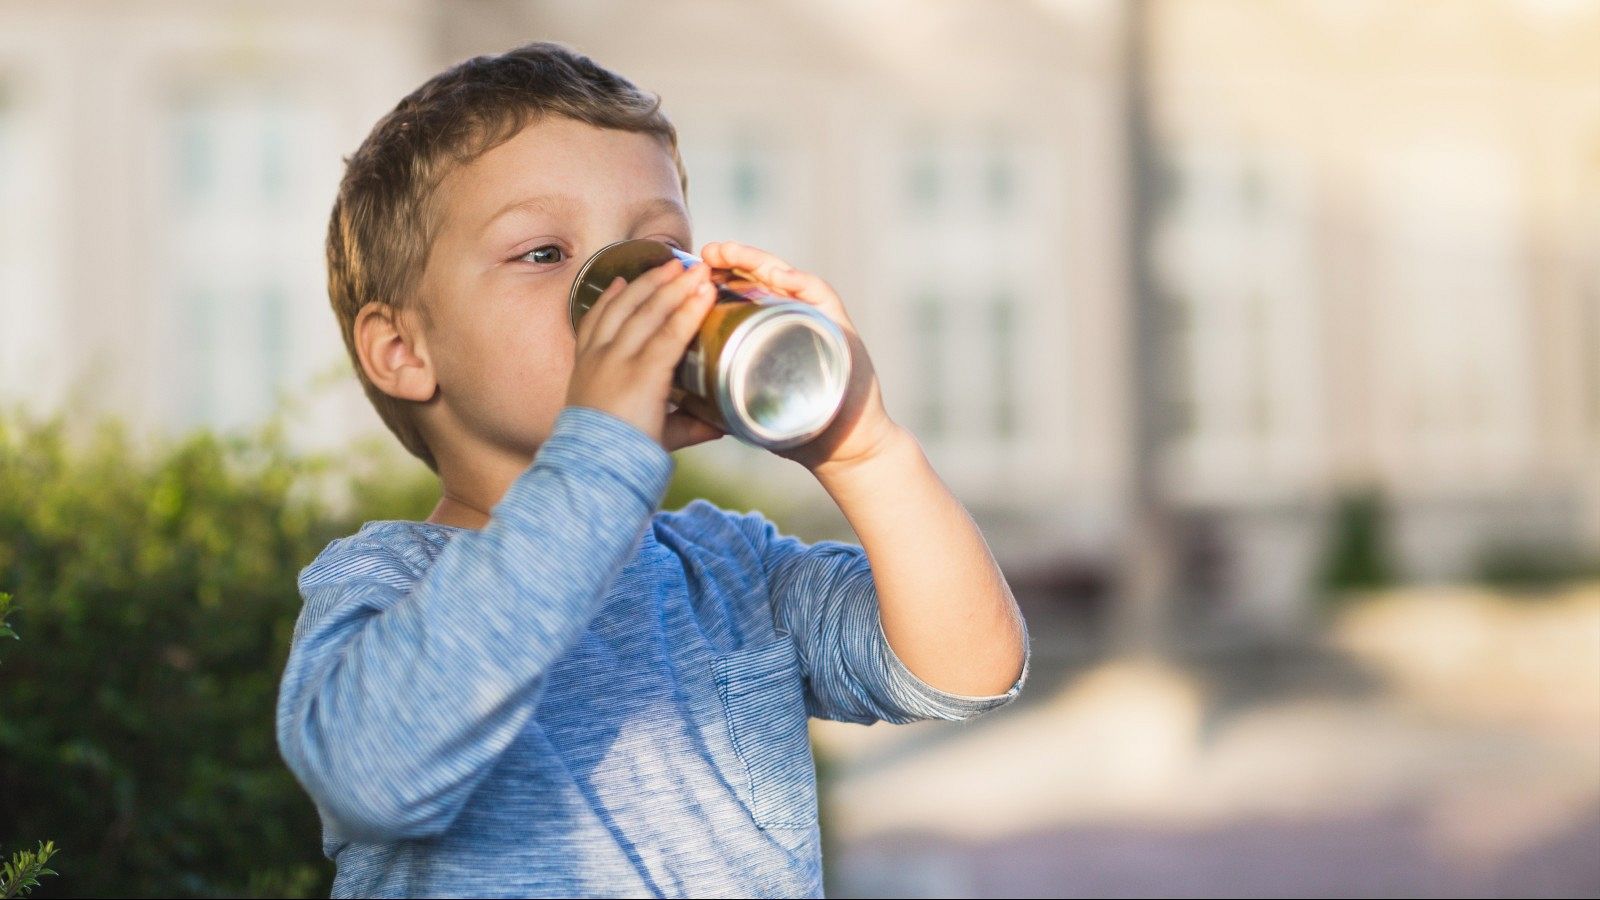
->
xmin=1473 ymin=541 xmax=1600 ymax=594
xmin=1 ymin=590 xmax=61 ymax=900
xmin=0 ymin=408 xmax=368 ymax=897
xmin=1 ymin=839 xmax=59 ymax=899
xmin=0 ymin=403 xmax=763 ymax=897
xmin=1314 ymin=484 xmax=1400 ymax=612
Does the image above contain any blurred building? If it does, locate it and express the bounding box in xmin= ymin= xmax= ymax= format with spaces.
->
xmin=0 ymin=0 xmax=1595 ymax=643
xmin=0 ymin=0 xmax=430 ymax=448
xmin=1144 ymin=0 xmax=1600 ymax=634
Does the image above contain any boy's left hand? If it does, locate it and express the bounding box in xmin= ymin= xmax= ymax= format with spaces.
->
xmin=699 ymin=241 xmax=903 ymax=477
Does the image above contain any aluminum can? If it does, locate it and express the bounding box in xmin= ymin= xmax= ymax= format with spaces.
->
xmin=568 ymin=238 xmax=851 ymax=450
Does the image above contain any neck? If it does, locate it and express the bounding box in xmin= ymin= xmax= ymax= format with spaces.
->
xmin=424 ymin=433 xmax=538 ymax=531
xmin=426 ymin=492 xmax=494 ymax=530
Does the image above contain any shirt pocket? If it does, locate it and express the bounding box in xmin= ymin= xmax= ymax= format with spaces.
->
xmin=711 ymin=635 xmax=819 ymax=829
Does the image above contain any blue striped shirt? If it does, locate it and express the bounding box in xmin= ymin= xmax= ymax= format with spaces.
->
xmin=274 ymin=404 xmax=1030 ymax=898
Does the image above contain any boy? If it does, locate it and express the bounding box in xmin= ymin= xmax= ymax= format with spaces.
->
xmin=275 ymin=41 xmax=1030 ymax=898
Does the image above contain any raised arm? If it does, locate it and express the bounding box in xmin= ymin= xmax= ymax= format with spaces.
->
xmin=692 ymin=240 xmax=1028 ymax=709
xmin=715 ymin=503 xmax=1030 ymax=726
xmin=274 ymin=405 xmax=672 ymax=842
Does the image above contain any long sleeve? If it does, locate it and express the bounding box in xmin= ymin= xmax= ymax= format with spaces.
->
xmin=274 ymin=405 xmax=674 ymax=843
xmin=727 ymin=508 xmax=1031 ymax=726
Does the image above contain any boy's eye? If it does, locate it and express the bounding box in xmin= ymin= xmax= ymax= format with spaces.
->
xmin=519 ymin=244 xmax=565 ymax=265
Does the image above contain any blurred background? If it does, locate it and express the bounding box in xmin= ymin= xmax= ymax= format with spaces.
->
xmin=1 ymin=0 xmax=1597 ymax=896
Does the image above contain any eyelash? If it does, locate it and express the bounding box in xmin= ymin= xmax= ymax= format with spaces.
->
xmin=520 ymin=244 xmax=566 ymax=265
xmin=515 ymin=238 xmax=686 ymax=266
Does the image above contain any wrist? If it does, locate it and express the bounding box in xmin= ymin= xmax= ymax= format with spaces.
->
xmin=811 ymin=423 xmax=921 ymax=489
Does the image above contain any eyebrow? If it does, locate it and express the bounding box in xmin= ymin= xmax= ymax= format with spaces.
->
xmin=481 ymin=193 xmax=688 ymax=236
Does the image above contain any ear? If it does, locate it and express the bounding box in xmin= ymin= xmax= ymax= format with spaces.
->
xmin=354 ymin=301 xmax=437 ymax=403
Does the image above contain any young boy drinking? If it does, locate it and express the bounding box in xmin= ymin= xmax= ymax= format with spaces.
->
xmin=274 ymin=40 xmax=1029 ymax=898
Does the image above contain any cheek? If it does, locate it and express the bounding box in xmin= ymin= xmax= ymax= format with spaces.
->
xmin=490 ymin=310 xmax=575 ymax=397
xmin=437 ymin=280 xmax=574 ymax=416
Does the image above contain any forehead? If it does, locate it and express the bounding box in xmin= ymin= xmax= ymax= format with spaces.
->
xmin=435 ymin=114 xmax=684 ymax=235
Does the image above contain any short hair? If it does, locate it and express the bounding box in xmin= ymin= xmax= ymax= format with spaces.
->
xmin=325 ymin=41 xmax=689 ymax=473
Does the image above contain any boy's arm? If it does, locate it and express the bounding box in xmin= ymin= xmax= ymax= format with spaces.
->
xmin=274 ymin=405 xmax=672 ymax=843
xmin=810 ymin=423 xmax=1029 ymax=701
xmin=734 ymin=515 xmax=1031 ymax=725
xmin=726 ymin=423 xmax=1030 ymax=725
xmin=695 ymin=239 xmax=1026 ymax=713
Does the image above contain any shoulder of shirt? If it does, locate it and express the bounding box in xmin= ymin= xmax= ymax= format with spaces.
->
xmin=652 ymin=496 xmax=753 ymax=537
xmin=653 ymin=497 xmax=866 ymax=558
xmin=651 ymin=497 xmax=770 ymax=554
xmin=296 ymin=521 xmax=438 ymax=596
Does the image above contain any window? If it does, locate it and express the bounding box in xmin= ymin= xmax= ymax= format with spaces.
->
xmin=0 ymin=80 xmax=66 ymax=413
xmin=163 ymin=88 xmax=312 ymax=434
xmin=1155 ymin=134 xmax=1321 ymax=489
xmin=984 ymin=130 xmax=1016 ymax=215
xmin=675 ymin=126 xmax=803 ymax=281
xmin=729 ymin=146 xmax=762 ymax=215
xmin=1247 ymin=291 xmax=1272 ymax=438
xmin=906 ymin=124 xmax=941 ymax=213
xmin=895 ymin=121 xmax=1038 ymax=448
xmin=991 ymin=292 xmax=1017 ymax=438
xmin=1372 ymin=136 xmax=1532 ymax=478
xmin=911 ymin=291 xmax=945 ymax=438
xmin=1162 ymin=291 xmax=1197 ymax=442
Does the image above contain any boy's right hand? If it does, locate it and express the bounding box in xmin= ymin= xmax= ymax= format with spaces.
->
xmin=564 ymin=256 xmax=727 ymax=451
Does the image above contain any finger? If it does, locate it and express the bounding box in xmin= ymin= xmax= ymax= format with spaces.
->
xmin=639 ymin=271 xmax=719 ymax=364
xmin=703 ymin=241 xmax=848 ymax=322
xmin=661 ymin=408 xmax=726 ymax=452
xmin=587 ymin=257 xmax=686 ymax=346
xmin=768 ymin=267 xmax=850 ymax=321
xmin=575 ymin=275 xmax=627 ymax=346
xmin=587 ymin=256 xmax=683 ymax=346
xmin=700 ymin=240 xmax=796 ymax=287
xmin=612 ymin=262 xmax=713 ymax=355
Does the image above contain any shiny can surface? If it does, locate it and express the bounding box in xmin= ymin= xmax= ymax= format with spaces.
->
xmin=568 ymin=238 xmax=851 ymax=450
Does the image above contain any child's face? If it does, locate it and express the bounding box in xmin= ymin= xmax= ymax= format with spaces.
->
xmin=413 ymin=114 xmax=692 ymax=464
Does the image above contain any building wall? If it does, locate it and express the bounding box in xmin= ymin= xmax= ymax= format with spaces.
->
xmin=0 ymin=0 xmax=433 ymax=454
xmin=1148 ymin=0 xmax=1600 ymax=628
